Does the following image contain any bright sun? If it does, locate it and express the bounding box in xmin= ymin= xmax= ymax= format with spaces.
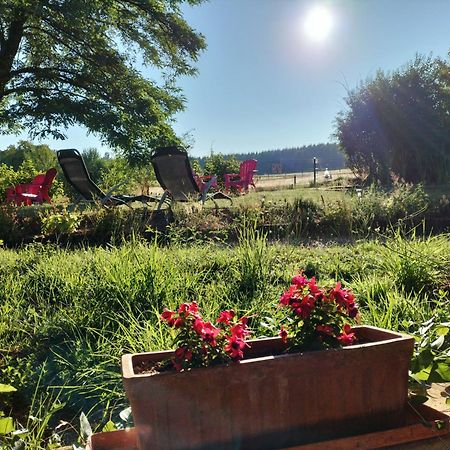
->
xmin=303 ymin=6 xmax=333 ymax=42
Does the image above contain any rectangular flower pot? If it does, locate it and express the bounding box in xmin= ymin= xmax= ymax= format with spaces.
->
xmin=121 ymin=325 xmax=414 ymax=450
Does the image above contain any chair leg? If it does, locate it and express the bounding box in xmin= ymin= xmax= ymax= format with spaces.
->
xmin=157 ymin=191 xmax=170 ymax=210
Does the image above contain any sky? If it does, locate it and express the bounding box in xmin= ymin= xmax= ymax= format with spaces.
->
xmin=2 ymin=0 xmax=450 ymax=157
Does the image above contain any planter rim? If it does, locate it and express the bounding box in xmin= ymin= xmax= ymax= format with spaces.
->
xmin=122 ymin=325 xmax=414 ymax=379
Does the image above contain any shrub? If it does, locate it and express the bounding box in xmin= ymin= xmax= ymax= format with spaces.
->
xmin=41 ymin=210 xmax=81 ymax=235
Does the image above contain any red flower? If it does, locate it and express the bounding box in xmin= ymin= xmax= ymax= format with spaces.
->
xmin=230 ymin=322 xmax=249 ymax=339
xmin=279 ymin=326 xmax=288 ymax=343
xmin=225 ymin=335 xmax=246 ymax=360
xmin=173 ymin=317 xmax=184 ymax=328
xmin=299 ymin=295 xmax=315 ymax=318
xmin=161 ymin=309 xmax=175 ymax=326
xmin=337 ymin=324 xmax=357 ymax=345
xmin=292 ymin=274 xmax=308 ymax=287
xmin=202 ymin=322 xmax=221 ymax=346
xmin=217 ymin=309 xmax=236 ymax=325
xmin=280 ymin=285 xmax=298 ymax=306
xmin=194 ymin=319 xmax=220 ymax=346
xmin=193 ymin=318 xmax=205 ymax=335
xmin=178 ymin=301 xmax=199 ymax=317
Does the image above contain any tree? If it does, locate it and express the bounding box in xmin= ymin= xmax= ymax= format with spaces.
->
xmin=0 ymin=1 xmax=206 ymax=163
xmin=335 ymin=55 xmax=450 ymax=184
xmin=82 ymin=147 xmax=108 ymax=183
xmin=0 ymin=139 xmax=56 ymax=171
xmin=203 ymin=153 xmax=240 ymax=179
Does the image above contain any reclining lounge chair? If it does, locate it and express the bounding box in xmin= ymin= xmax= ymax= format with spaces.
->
xmin=151 ymin=146 xmax=232 ymax=208
xmin=57 ymin=149 xmax=160 ymax=208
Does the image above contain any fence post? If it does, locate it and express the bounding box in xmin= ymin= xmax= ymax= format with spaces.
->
xmin=313 ymin=157 xmax=317 ymax=186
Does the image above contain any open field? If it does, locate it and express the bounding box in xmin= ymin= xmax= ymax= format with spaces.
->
xmin=254 ymin=168 xmax=354 ymax=189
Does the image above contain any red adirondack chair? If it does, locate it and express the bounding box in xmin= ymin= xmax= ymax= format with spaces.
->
xmin=193 ymin=173 xmax=218 ymax=195
xmin=6 ymin=168 xmax=57 ymax=205
xmin=224 ymin=159 xmax=257 ymax=193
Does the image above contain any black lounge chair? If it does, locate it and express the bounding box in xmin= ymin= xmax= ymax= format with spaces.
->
xmin=151 ymin=146 xmax=232 ymax=208
xmin=57 ymin=149 xmax=160 ymax=208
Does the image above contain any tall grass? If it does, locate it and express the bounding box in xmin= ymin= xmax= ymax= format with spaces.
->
xmin=0 ymin=231 xmax=448 ymax=446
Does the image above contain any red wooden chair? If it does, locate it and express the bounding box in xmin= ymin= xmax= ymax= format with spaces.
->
xmin=224 ymin=159 xmax=257 ymax=193
xmin=193 ymin=173 xmax=218 ymax=195
xmin=6 ymin=168 xmax=57 ymax=205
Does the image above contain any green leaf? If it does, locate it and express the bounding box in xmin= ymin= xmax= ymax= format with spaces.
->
xmin=0 ymin=384 xmax=17 ymax=393
xmin=102 ymin=420 xmax=116 ymax=432
xmin=410 ymin=365 xmax=432 ymax=381
xmin=0 ymin=417 xmax=15 ymax=434
xmin=435 ymin=362 xmax=450 ymax=382
xmin=79 ymin=412 xmax=92 ymax=440
xmin=436 ymin=326 xmax=449 ymax=336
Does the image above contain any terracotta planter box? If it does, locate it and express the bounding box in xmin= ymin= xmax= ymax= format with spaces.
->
xmin=122 ymin=325 xmax=414 ymax=450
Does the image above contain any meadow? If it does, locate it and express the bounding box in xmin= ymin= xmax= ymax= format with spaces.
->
xmin=0 ymin=181 xmax=449 ymax=448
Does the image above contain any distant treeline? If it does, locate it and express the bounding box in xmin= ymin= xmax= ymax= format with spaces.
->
xmin=198 ymin=143 xmax=346 ymax=175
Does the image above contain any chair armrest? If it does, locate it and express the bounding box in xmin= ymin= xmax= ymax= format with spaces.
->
xmin=201 ymin=175 xmax=218 ymax=202
xmin=101 ymin=180 xmax=128 ymax=204
xmin=224 ymin=173 xmax=240 ymax=183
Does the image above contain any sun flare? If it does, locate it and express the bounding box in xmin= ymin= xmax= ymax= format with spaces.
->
xmin=303 ymin=6 xmax=333 ymax=42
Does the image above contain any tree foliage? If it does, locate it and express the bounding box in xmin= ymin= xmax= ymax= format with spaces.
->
xmin=203 ymin=153 xmax=240 ymax=179
xmin=0 ymin=0 xmax=206 ymax=162
xmin=335 ymin=55 xmax=450 ymax=184
xmin=0 ymin=139 xmax=56 ymax=171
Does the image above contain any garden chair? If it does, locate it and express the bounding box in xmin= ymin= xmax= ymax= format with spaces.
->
xmin=224 ymin=159 xmax=257 ymax=193
xmin=6 ymin=168 xmax=57 ymax=205
xmin=151 ymin=146 xmax=232 ymax=208
xmin=57 ymin=149 xmax=160 ymax=208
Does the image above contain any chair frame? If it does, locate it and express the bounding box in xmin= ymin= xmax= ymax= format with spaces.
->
xmin=224 ymin=159 xmax=257 ymax=193
xmin=57 ymin=149 xmax=160 ymax=208
xmin=6 ymin=168 xmax=57 ymax=206
xmin=151 ymin=146 xmax=232 ymax=209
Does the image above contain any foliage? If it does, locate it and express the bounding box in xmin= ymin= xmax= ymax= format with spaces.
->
xmin=41 ymin=210 xmax=81 ymax=235
xmin=0 ymin=232 xmax=448 ymax=446
xmin=0 ymin=140 xmax=57 ymax=172
xmin=82 ymin=148 xmax=109 ymax=184
xmin=0 ymin=1 xmax=206 ymax=162
xmin=160 ymin=302 xmax=250 ymax=371
xmin=335 ymin=54 xmax=450 ymax=184
xmin=203 ymin=153 xmax=240 ymax=179
xmin=279 ymin=274 xmax=359 ymax=351
xmin=410 ymin=315 xmax=450 ymax=384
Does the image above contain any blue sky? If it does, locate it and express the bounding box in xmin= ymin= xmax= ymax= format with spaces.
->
xmin=2 ymin=0 xmax=450 ymax=157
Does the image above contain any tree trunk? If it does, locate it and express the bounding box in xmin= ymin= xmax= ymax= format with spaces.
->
xmin=0 ymin=18 xmax=25 ymax=99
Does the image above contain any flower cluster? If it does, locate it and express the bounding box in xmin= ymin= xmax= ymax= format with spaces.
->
xmin=279 ymin=274 xmax=359 ymax=351
xmin=161 ymin=302 xmax=250 ymax=372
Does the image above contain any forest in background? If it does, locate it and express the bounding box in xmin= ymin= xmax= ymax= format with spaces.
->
xmin=197 ymin=143 xmax=345 ymax=175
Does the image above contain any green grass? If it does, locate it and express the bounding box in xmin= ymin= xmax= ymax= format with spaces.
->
xmin=226 ymin=186 xmax=347 ymax=208
xmin=0 ymin=230 xmax=448 ymax=447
